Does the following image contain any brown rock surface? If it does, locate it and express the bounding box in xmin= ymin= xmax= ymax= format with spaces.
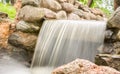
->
xmin=8 ymin=31 xmax=37 ymax=51
xmin=95 ymin=54 xmax=120 ymax=71
xmin=0 ymin=19 xmax=11 ymax=48
xmin=52 ymin=59 xmax=120 ymax=74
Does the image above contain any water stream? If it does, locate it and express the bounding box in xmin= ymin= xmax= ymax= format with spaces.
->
xmin=31 ymin=20 xmax=106 ymax=74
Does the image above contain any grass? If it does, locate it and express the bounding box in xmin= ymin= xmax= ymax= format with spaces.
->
xmin=0 ymin=2 xmax=16 ymax=20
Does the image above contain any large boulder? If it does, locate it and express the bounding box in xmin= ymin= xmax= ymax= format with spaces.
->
xmin=107 ymin=7 xmax=120 ymax=29
xmin=52 ymin=59 xmax=120 ymax=74
xmin=8 ymin=31 xmax=37 ymax=51
xmin=40 ymin=0 xmax=62 ymax=11
xmin=16 ymin=20 xmax=41 ymax=33
xmin=18 ymin=5 xmax=44 ymax=22
xmin=22 ymin=0 xmax=39 ymax=7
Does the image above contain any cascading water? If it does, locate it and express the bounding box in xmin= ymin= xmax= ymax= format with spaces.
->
xmin=31 ymin=20 xmax=106 ymax=74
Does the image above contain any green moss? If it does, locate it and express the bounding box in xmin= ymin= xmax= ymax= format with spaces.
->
xmin=0 ymin=2 xmax=16 ymax=20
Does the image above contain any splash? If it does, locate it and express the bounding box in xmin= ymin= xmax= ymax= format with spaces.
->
xmin=0 ymin=55 xmax=30 ymax=74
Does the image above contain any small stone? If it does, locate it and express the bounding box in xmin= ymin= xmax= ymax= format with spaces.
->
xmin=16 ymin=21 xmax=41 ymax=33
xmin=68 ymin=13 xmax=80 ymax=20
xmin=22 ymin=0 xmax=39 ymax=7
xmin=40 ymin=0 xmax=62 ymax=11
xmin=67 ymin=0 xmax=75 ymax=4
xmin=116 ymin=30 xmax=120 ymax=40
xmin=44 ymin=8 xmax=57 ymax=19
xmin=61 ymin=3 xmax=75 ymax=13
xmin=56 ymin=10 xmax=67 ymax=19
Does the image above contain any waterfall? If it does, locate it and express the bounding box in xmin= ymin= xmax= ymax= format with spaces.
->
xmin=31 ymin=20 xmax=106 ymax=74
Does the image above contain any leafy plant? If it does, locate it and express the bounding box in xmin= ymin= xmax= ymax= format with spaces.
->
xmin=0 ymin=2 xmax=16 ymax=19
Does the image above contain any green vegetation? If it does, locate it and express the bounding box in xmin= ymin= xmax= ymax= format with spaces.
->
xmin=79 ymin=0 xmax=113 ymax=17
xmin=0 ymin=2 xmax=16 ymax=19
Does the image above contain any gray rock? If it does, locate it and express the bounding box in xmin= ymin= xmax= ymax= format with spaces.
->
xmin=73 ymin=9 xmax=85 ymax=18
xmin=107 ymin=7 xmax=120 ymax=29
xmin=68 ymin=13 xmax=80 ymax=20
xmin=8 ymin=32 xmax=37 ymax=51
xmin=56 ymin=10 xmax=67 ymax=19
xmin=44 ymin=8 xmax=57 ymax=19
xmin=18 ymin=5 xmax=44 ymax=22
xmin=67 ymin=0 xmax=75 ymax=4
xmin=61 ymin=3 xmax=75 ymax=13
xmin=16 ymin=20 xmax=41 ymax=33
xmin=40 ymin=0 xmax=62 ymax=11
xmin=22 ymin=0 xmax=39 ymax=7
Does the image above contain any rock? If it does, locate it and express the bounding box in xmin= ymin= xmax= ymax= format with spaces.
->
xmin=56 ymin=10 xmax=67 ymax=19
xmin=8 ymin=31 xmax=37 ymax=51
xmin=113 ymin=42 xmax=120 ymax=54
xmin=73 ymin=9 xmax=85 ymax=18
xmin=0 ymin=12 xmax=8 ymax=18
xmin=82 ymin=12 xmax=91 ymax=20
xmin=56 ymin=0 xmax=67 ymax=3
xmin=68 ymin=13 xmax=80 ymax=20
xmin=44 ymin=8 xmax=57 ymax=19
xmin=67 ymin=0 xmax=75 ymax=4
xmin=18 ymin=5 xmax=44 ymax=22
xmin=61 ymin=3 xmax=75 ymax=13
xmin=52 ymin=59 xmax=120 ymax=74
xmin=116 ymin=30 xmax=120 ymax=40
xmin=107 ymin=7 xmax=120 ymax=29
xmin=90 ymin=8 xmax=104 ymax=16
xmin=89 ymin=13 xmax=97 ymax=20
xmin=95 ymin=54 xmax=120 ymax=71
xmin=74 ymin=1 xmax=82 ymax=8
xmin=96 ymin=15 xmax=104 ymax=20
xmin=16 ymin=21 xmax=41 ymax=33
xmin=22 ymin=0 xmax=39 ymax=7
xmin=40 ymin=0 xmax=62 ymax=11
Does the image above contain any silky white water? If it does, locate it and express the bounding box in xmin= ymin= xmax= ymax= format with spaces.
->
xmin=31 ymin=20 xmax=106 ymax=74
